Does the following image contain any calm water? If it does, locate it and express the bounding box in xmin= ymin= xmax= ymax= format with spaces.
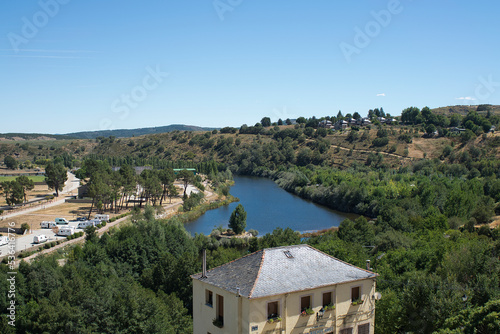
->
xmin=184 ymin=176 xmax=353 ymax=236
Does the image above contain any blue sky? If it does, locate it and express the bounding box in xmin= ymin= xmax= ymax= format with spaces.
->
xmin=1 ymin=0 xmax=499 ymax=133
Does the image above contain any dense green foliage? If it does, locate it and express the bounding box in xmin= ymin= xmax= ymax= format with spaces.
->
xmin=1 ymin=106 xmax=500 ymax=332
xmin=0 ymin=216 xmax=197 ymax=333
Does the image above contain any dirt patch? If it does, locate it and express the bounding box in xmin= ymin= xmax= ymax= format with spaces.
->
xmin=489 ymin=216 xmax=500 ymax=229
xmin=408 ymin=137 xmax=450 ymax=159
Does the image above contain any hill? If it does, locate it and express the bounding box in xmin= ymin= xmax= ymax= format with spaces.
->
xmin=431 ymin=104 xmax=500 ymax=116
xmin=64 ymin=124 xmax=218 ymax=139
xmin=0 ymin=133 xmax=74 ymax=141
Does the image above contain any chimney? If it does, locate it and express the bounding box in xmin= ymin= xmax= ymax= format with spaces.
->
xmin=236 ymin=287 xmax=240 ymax=297
xmin=202 ymin=249 xmax=207 ymax=278
xmin=366 ymin=260 xmax=371 ymax=270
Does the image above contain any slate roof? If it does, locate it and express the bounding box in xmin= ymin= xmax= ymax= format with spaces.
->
xmin=191 ymin=244 xmax=377 ymax=299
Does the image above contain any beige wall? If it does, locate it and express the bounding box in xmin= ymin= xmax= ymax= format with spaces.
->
xmin=247 ymin=278 xmax=376 ymax=334
xmin=193 ymin=278 xmax=376 ymax=334
xmin=193 ymin=280 xmax=249 ymax=334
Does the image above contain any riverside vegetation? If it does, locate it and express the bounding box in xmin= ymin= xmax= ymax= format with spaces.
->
xmin=1 ymin=105 xmax=500 ymax=333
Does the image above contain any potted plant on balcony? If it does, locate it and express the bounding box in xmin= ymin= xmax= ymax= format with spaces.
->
xmin=267 ymin=316 xmax=282 ymax=324
xmin=301 ymin=308 xmax=314 ymax=316
xmin=324 ymin=304 xmax=336 ymax=311
xmin=212 ymin=318 xmax=223 ymax=328
xmin=351 ymin=299 xmax=362 ymax=306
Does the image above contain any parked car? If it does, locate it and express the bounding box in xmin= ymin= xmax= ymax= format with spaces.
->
xmin=76 ymin=217 xmax=87 ymax=221
xmin=41 ymin=221 xmax=57 ymax=229
xmin=55 ymin=218 xmax=69 ymax=225
xmin=33 ymin=235 xmax=48 ymax=244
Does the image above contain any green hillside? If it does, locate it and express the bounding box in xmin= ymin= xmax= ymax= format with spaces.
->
xmin=431 ymin=104 xmax=500 ymax=116
xmin=64 ymin=124 xmax=218 ymax=139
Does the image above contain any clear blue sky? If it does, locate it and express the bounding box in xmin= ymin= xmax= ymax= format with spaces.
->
xmin=1 ymin=0 xmax=499 ymax=133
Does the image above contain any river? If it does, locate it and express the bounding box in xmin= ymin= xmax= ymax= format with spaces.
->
xmin=184 ymin=176 xmax=354 ymax=236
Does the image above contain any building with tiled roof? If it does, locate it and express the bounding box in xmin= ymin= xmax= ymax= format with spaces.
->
xmin=191 ymin=244 xmax=378 ymax=334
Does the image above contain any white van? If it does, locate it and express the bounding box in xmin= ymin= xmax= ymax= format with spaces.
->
xmin=94 ymin=214 xmax=110 ymax=222
xmin=55 ymin=218 xmax=69 ymax=225
xmin=77 ymin=220 xmax=98 ymax=229
xmin=0 ymin=236 xmax=10 ymax=246
xmin=33 ymin=235 xmax=48 ymax=244
xmin=57 ymin=226 xmax=75 ymax=236
xmin=41 ymin=221 xmax=57 ymax=229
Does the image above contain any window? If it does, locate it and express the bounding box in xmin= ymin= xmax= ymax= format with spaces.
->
xmin=351 ymin=286 xmax=361 ymax=303
xmin=268 ymin=301 xmax=279 ymax=319
xmin=216 ymin=294 xmax=224 ymax=324
xmin=358 ymin=323 xmax=370 ymax=334
xmin=205 ymin=290 xmax=213 ymax=307
xmin=300 ymin=295 xmax=311 ymax=312
xmin=323 ymin=292 xmax=333 ymax=307
xmin=339 ymin=328 xmax=353 ymax=334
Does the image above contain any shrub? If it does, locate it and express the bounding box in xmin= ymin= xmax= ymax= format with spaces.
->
xmin=372 ymin=137 xmax=389 ymax=147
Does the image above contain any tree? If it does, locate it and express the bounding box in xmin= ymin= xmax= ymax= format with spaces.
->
xmin=425 ymin=124 xmax=437 ymax=135
xmin=159 ymin=168 xmax=175 ymax=205
xmin=16 ymin=175 xmax=34 ymax=203
xmin=277 ymin=119 xmax=283 ymax=126
xmin=285 ymin=118 xmax=292 ymax=125
xmin=45 ymin=161 xmax=67 ymax=197
xmin=176 ymin=169 xmax=194 ymax=198
xmin=0 ymin=181 xmax=24 ymax=206
xmin=229 ymin=204 xmax=247 ymax=235
xmin=353 ymin=112 xmax=361 ymax=120
xmin=118 ymin=164 xmax=136 ymax=209
xmin=260 ymin=117 xmax=271 ymax=127
xmin=167 ymin=184 xmax=178 ymax=203
xmin=4 ymin=156 xmax=18 ymax=170
xmin=296 ymin=117 xmax=307 ymax=124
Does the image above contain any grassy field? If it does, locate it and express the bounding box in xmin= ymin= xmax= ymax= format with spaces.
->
xmin=0 ymin=175 xmax=46 ymax=182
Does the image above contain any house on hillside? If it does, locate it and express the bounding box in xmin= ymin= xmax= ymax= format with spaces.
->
xmin=334 ymin=120 xmax=349 ymax=130
xmin=191 ymin=244 xmax=378 ymax=334
xmin=318 ymin=120 xmax=333 ymax=129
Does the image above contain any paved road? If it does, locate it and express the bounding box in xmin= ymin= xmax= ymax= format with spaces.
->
xmin=0 ymin=220 xmax=83 ymax=257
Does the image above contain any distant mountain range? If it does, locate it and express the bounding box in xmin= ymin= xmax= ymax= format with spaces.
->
xmin=63 ymin=124 xmax=218 ymax=139
xmin=0 ymin=124 xmax=217 ymax=141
